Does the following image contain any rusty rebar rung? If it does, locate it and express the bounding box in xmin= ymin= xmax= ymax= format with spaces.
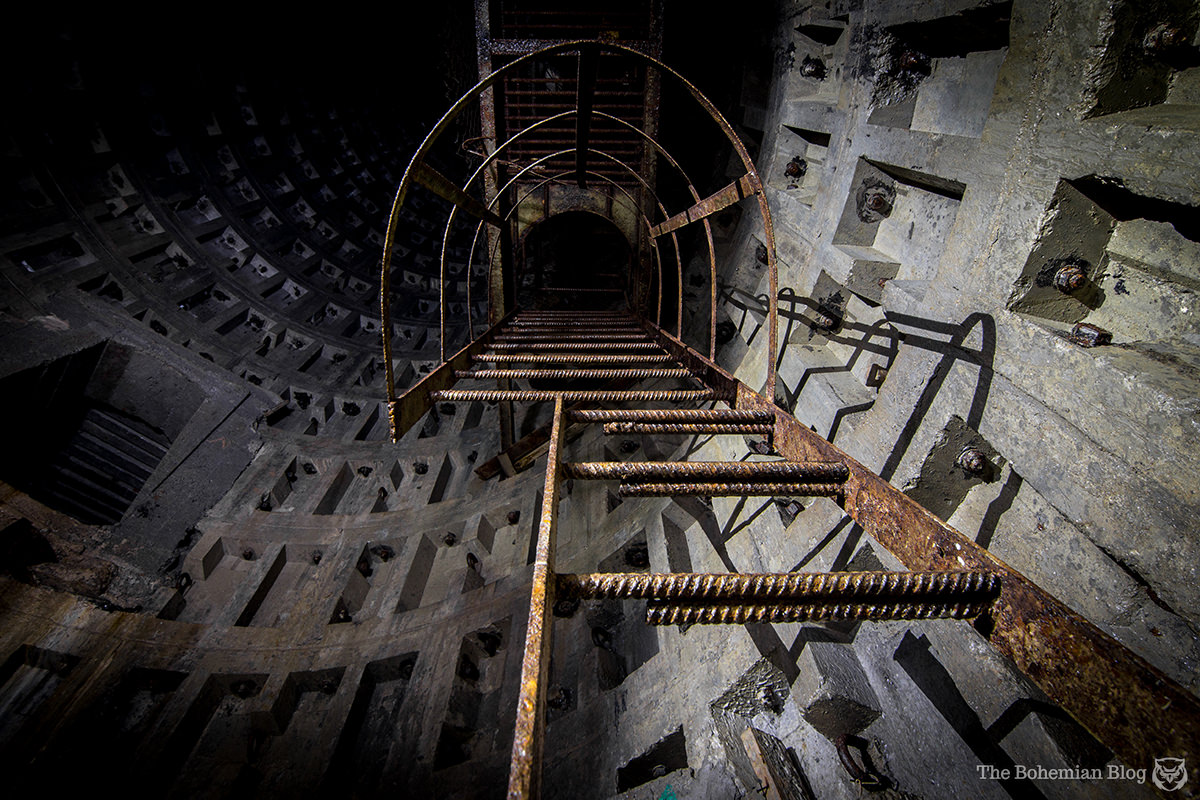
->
xmin=510 ymin=320 xmax=639 ymax=328
xmin=563 ymin=460 xmax=850 ymax=482
xmin=556 ymin=570 xmax=1000 ymax=602
xmin=568 ymin=408 xmax=774 ymax=424
xmin=489 ymin=342 xmax=662 ymax=350
xmin=455 ymin=368 xmax=692 ymax=380
xmin=644 ymin=600 xmax=993 ymax=625
xmin=493 ymin=333 xmax=651 ymax=341
xmin=602 ymin=422 xmax=771 ymax=435
xmin=619 ymin=482 xmax=842 ymax=497
xmin=431 ymin=389 xmax=729 ymax=402
xmin=476 ymin=354 xmax=674 ymax=364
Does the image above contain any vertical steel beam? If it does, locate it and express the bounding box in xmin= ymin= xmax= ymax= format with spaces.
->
xmin=507 ymin=396 xmax=566 ymax=800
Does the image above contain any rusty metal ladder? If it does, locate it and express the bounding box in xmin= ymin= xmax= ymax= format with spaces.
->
xmin=430 ymin=305 xmax=1003 ymax=798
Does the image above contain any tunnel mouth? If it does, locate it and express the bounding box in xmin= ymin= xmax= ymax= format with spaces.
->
xmin=516 ymin=210 xmax=631 ymax=312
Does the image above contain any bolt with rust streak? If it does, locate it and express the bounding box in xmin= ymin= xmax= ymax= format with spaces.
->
xmin=1144 ymin=23 xmax=1186 ymax=53
xmin=1068 ymin=322 xmax=1112 ymax=348
xmin=1054 ymin=264 xmax=1087 ymax=293
xmin=957 ymin=448 xmax=988 ymax=475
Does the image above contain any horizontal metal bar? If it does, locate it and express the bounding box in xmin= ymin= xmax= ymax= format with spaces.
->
xmin=569 ymin=409 xmax=773 ymax=423
xmin=489 ymin=342 xmax=662 ymax=350
xmin=556 ymin=570 xmax=1000 ymax=602
xmin=649 ymin=173 xmax=756 ymax=238
xmin=537 ymin=286 xmax=624 ymax=293
xmin=493 ymin=333 xmax=650 ymax=341
xmin=430 ymin=389 xmax=729 ymax=402
xmin=563 ymin=460 xmax=849 ymax=482
xmin=602 ymin=423 xmax=772 ymax=435
xmin=455 ymin=368 xmax=692 ymax=380
xmin=645 ymin=600 xmax=994 ymax=625
xmin=476 ymin=354 xmax=673 ymax=364
xmin=619 ymin=482 xmax=842 ymax=497
xmin=413 ymin=162 xmax=505 ymax=228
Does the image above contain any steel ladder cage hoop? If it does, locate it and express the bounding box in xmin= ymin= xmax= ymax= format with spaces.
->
xmin=478 ymin=148 xmax=687 ymax=334
xmin=379 ymin=39 xmax=778 ymax=427
xmin=466 ymin=149 xmax=671 ymax=333
xmin=433 ymin=98 xmax=719 ymax=363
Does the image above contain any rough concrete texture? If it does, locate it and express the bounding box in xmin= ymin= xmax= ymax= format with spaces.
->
xmin=0 ymin=1 xmax=1196 ymax=799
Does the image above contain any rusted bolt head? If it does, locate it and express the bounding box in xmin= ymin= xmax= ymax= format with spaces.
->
xmin=466 ymin=552 xmax=480 ymax=570
xmin=1068 ymin=322 xmax=1112 ymax=348
xmin=443 ymin=532 xmax=457 ymax=546
xmin=784 ymin=157 xmax=807 ymax=179
xmin=553 ymin=597 xmax=580 ymax=617
xmin=507 ymin=509 xmax=521 ymax=525
xmin=546 ymin=685 xmax=572 ymax=711
xmin=813 ymin=313 xmax=837 ymax=330
xmin=755 ymin=243 xmax=768 ymax=264
xmin=1144 ymin=23 xmax=1186 ymax=53
xmin=242 ymin=547 xmax=256 ymax=560
xmin=799 ymin=55 xmax=827 ymax=79
xmin=624 ymin=544 xmax=650 ymax=568
xmin=413 ymin=461 xmax=428 ymax=475
xmin=1054 ymin=264 xmax=1087 ymax=293
xmin=311 ymin=550 xmax=323 ymax=565
xmin=867 ymin=192 xmax=890 ymax=212
xmin=957 ymin=448 xmax=988 ymax=475
xmin=619 ymin=439 xmax=639 ymax=454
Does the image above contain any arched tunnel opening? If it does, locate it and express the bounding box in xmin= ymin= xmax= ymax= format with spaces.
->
xmin=516 ymin=211 xmax=632 ymax=311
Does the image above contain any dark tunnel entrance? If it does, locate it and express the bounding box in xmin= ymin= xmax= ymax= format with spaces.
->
xmin=516 ymin=211 xmax=632 ymax=310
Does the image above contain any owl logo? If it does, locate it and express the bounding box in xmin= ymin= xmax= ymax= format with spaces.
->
xmin=1153 ymin=758 xmax=1187 ymax=792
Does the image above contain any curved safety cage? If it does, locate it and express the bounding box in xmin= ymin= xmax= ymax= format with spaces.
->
xmin=378 ymin=40 xmax=778 ymax=440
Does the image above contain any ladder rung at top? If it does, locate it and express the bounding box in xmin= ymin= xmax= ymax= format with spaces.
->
xmin=430 ymin=389 xmax=729 ymax=402
xmin=492 ymin=333 xmax=651 ymax=341
xmin=474 ymin=354 xmax=674 ymax=363
xmin=455 ymin=368 xmax=693 ymax=380
xmin=488 ymin=342 xmax=663 ymax=350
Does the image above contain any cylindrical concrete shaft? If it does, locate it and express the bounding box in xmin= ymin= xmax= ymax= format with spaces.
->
xmin=430 ymin=389 xmax=729 ymax=402
xmin=569 ymin=409 xmax=773 ymax=423
xmin=476 ymin=354 xmax=674 ymax=364
xmin=455 ymin=368 xmax=692 ymax=380
xmin=556 ymin=570 xmax=1000 ymax=602
xmin=563 ymin=460 xmax=849 ymax=482
xmin=645 ymin=600 xmax=993 ymax=625
xmin=619 ymin=482 xmax=843 ymax=497
xmin=602 ymin=423 xmax=771 ymax=435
